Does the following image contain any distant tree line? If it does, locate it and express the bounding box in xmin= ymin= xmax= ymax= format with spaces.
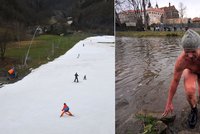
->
xmin=72 ymin=0 xmax=114 ymax=34
xmin=0 ymin=0 xmax=113 ymax=34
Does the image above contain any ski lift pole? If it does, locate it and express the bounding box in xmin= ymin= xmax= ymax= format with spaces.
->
xmin=24 ymin=26 xmax=40 ymax=66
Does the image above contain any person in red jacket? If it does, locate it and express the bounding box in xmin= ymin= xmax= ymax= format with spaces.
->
xmin=60 ymin=103 xmax=73 ymax=117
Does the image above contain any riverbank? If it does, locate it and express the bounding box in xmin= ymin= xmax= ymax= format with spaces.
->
xmin=116 ymin=31 xmax=186 ymax=37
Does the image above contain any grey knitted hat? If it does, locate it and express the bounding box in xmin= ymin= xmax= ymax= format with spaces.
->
xmin=181 ymin=29 xmax=200 ymax=50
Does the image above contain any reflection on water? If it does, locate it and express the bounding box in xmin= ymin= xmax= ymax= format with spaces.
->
xmin=116 ymin=37 xmax=185 ymax=133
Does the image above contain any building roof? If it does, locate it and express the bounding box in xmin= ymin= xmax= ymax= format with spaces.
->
xmin=192 ymin=17 xmax=200 ymax=22
xmin=119 ymin=8 xmax=164 ymax=14
xmin=147 ymin=8 xmax=164 ymax=13
xmin=127 ymin=10 xmax=142 ymax=13
xmin=118 ymin=10 xmax=140 ymax=14
xmin=160 ymin=5 xmax=178 ymax=12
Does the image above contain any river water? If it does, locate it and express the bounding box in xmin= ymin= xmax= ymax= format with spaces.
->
xmin=116 ymin=37 xmax=190 ymax=133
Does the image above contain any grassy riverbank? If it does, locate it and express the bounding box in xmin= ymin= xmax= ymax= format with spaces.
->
xmin=116 ymin=31 xmax=186 ymax=37
xmin=0 ymin=32 xmax=93 ymax=82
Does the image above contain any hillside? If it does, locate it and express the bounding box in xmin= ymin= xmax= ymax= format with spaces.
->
xmin=0 ymin=0 xmax=114 ymax=34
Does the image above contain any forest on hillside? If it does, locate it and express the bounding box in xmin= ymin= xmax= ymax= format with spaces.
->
xmin=0 ymin=0 xmax=114 ymax=37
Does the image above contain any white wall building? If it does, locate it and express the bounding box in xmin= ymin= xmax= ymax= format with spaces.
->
xmin=147 ymin=8 xmax=164 ymax=25
xmin=118 ymin=7 xmax=164 ymax=26
xmin=118 ymin=11 xmax=137 ymax=26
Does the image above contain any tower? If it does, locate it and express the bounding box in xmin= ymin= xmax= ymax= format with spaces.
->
xmin=155 ymin=2 xmax=159 ymax=8
xmin=148 ymin=0 xmax=152 ymax=8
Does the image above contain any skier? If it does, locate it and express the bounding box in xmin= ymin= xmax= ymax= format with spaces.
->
xmin=74 ymin=72 xmax=79 ymax=82
xmin=83 ymin=75 xmax=87 ymax=80
xmin=60 ymin=103 xmax=73 ymax=117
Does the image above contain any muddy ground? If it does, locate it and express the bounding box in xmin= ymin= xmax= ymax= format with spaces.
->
xmin=0 ymin=58 xmax=23 ymax=84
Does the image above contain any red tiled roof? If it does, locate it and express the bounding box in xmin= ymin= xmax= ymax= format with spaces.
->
xmin=118 ymin=10 xmax=141 ymax=14
xmin=192 ymin=17 xmax=200 ymax=22
xmin=127 ymin=10 xmax=143 ymax=13
xmin=147 ymin=8 xmax=164 ymax=13
xmin=160 ymin=5 xmax=178 ymax=11
xmin=120 ymin=8 xmax=164 ymax=14
xmin=119 ymin=5 xmax=177 ymax=14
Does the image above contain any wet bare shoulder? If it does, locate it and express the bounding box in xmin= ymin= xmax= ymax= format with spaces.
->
xmin=174 ymin=52 xmax=186 ymax=72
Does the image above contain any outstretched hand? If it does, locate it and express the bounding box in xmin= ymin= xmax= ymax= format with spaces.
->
xmin=162 ymin=103 xmax=174 ymax=117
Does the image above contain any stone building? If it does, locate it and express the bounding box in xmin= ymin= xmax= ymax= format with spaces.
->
xmin=118 ymin=10 xmax=139 ymax=26
xmin=192 ymin=17 xmax=200 ymax=23
xmin=160 ymin=3 xmax=179 ymax=19
xmin=146 ymin=8 xmax=164 ymax=25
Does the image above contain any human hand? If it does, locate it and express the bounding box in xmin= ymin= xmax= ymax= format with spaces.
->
xmin=162 ymin=103 xmax=174 ymax=117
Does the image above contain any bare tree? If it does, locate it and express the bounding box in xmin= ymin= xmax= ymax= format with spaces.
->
xmin=142 ymin=0 xmax=147 ymax=30
xmin=0 ymin=31 xmax=11 ymax=60
xmin=115 ymin=0 xmax=126 ymax=12
xmin=179 ymin=2 xmax=186 ymax=28
xmin=115 ymin=0 xmax=126 ymax=26
xmin=179 ymin=2 xmax=186 ymax=18
xmin=115 ymin=0 xmax=149 ymax=30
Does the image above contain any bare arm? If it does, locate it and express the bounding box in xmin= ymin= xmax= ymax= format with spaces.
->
xmin=163 ymin=55 xmax=185 ymax=116
xmin=167 ymin=66 xmax=183 ymax=104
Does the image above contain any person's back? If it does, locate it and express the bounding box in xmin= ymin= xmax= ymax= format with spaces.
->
xmin=62 ymin=103 xmax=68 ymax=111
xmin=8 ymin=68 xmax=14 ymax=75
xmin=8 ymin=67 xmax=16 ymax=79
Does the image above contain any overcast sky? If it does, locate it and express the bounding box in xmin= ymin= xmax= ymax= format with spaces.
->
xmin=151 ymin=0 xmax=200 ymax=18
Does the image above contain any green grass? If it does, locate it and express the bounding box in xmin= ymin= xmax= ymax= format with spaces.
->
xmin=4 ymin=32 xmax=93 ymax=77
xmin=116 ymin=31 xmax=185 ymax=37
xmin=136 ymin=114 xmax=157 ymax=134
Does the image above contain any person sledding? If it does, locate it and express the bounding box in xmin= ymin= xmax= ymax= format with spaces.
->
xmin=8 ymin=67 xmax=17 ymax=80
xmin=60 ymin=103 xmax=73 ymax=117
